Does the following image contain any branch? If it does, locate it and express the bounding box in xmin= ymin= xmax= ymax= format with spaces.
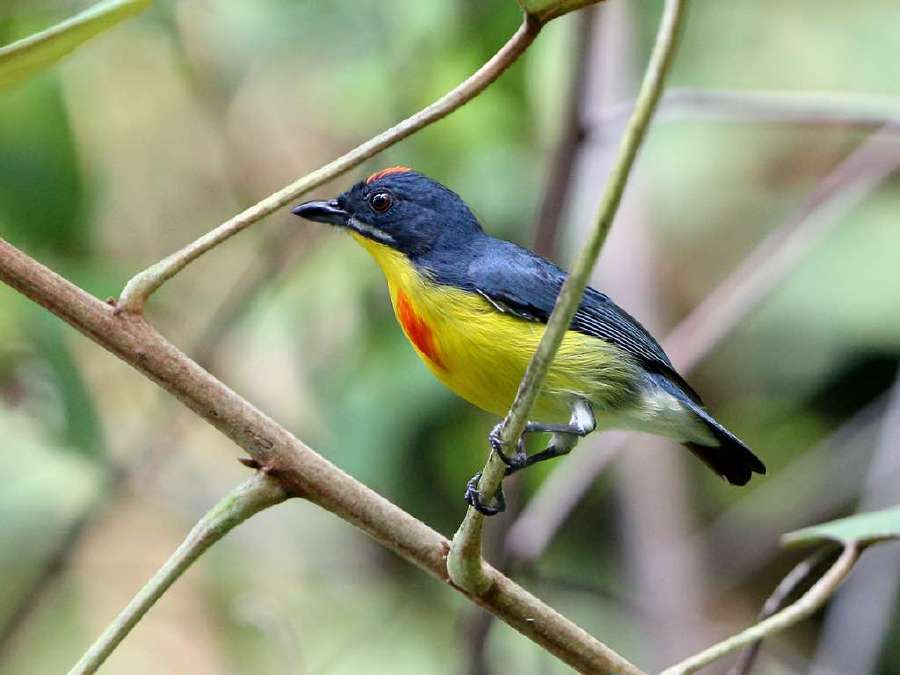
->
xmin=116 ymin=15 xmax=542 ymax=313
xmin=531 ymin=5 xmax=595 ymax=259
xmin=68 ymin=473 xmax=289 ymax=675
xmin=597 ymin=88 xmax=900 ymax=134
xmin=504 ymin=119 xmax=900 ymax=565
xmin=447 ymin=0 xmax=687 ymax=593
xmin=661 ymin=544 xmax=861 ymax=675
xmin=0 ymin=236 xmax=643 ymax=675
xmin=728 ymin=548 xmax=836 ymax=675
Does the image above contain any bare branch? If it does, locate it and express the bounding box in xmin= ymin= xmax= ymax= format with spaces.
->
xmin=661 ymin=544 xmax=861 ymax=675
xmin=447 ymin=0 xmax=687 ymax=594
xmin=0 ymin=237 xmax=643 ymax=675
xmin=68 ymin=473 xmax=289 ymax=675
xmin=116 ymin=15 xmax=542 ymax=314
xmin=728 ymin=548 xmax=837 ymax=675
xmin=597 ymin=88 xmax=900 ymax=134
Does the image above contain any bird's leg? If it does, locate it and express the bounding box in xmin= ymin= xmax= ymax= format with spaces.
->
xmin=461 ymin=424 xmax=524 ymax=516
xmin=504 ymin=400 xmax=596 ymax=476
xmin=465 ymin=402 xmax=595 ymax=516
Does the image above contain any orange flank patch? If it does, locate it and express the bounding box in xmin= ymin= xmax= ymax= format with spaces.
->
xmin=395 ymin=290 xmax=446 ymax=370
xmin=366 ymin=166 xmax=412 ymax=184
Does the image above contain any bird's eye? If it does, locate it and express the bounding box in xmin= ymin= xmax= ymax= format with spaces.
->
xmin=369 ymin=192 xmax=393 ymax=213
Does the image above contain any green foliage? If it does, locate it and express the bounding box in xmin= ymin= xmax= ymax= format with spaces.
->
xmin=783 ymin=506 xmax=900 ymax=548
xmin=0 ymin=0 xmax=150 ymax=90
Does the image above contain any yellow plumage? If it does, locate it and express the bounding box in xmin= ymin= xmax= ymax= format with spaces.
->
xmin=351 ymin=232 xmax=638 ymax=424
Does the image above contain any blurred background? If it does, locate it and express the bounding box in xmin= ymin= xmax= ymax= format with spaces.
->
xmin=2 ymin=0 xmax=899 ymax=673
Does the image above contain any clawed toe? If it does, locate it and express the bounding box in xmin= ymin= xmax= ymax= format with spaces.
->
xmin=463 ymin=472 xmax=506 ymax=516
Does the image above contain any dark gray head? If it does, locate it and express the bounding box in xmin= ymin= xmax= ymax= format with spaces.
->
xmin=292 ymin=167 xmax=483 ymax=257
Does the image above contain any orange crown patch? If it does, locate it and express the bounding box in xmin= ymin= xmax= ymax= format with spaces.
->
xmin=365 ymin=166 xmax=412 ymax=184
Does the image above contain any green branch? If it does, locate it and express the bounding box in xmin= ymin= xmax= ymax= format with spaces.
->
xmin=68 ymin=473 xmax=289 ymax=675
xmin=447 ymin=0 xmax=688 ymax=593
xmin=116 ymin=15 xmax=543 ymax=313
xmin=661 ymin=544 xmax=861 ymax=675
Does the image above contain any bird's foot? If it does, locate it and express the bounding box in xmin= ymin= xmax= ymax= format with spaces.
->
xmin=488 ymin=422 xmax=527 ymax=472
xmin=464 ymin=472 xmax=506 ymax=516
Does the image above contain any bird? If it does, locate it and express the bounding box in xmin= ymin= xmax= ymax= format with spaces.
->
xmin=293 ymin=167 xmax=765 ymax=514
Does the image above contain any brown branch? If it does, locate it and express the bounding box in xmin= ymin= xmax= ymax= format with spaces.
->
xmin=0 ymin=236 xmax=643 ymax=675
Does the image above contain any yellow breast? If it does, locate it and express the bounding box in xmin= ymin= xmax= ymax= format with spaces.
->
xmin=350 ymin=232 xmax=633 ymax=422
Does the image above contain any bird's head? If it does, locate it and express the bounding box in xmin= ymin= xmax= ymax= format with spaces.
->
xmin=292 ymin=167 xmax=483 ymax=257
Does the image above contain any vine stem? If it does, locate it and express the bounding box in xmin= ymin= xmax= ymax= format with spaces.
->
xmin=661 ymin=544 xmax=862 ymax=675
xmin=68 ymin=473 xmax=289 ymax=675
xmin=447 ymin=0 xmax=688 ymax=593
xmin=116 ymin=15 xmax=542 ymax=314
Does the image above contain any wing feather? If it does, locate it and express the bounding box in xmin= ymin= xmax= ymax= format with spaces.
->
xmin=465 ymin=240 xmax=701 ymax=402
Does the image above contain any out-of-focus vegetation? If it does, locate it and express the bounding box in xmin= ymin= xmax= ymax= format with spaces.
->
xmin=1 ymin=1 xmax=899 ymax=673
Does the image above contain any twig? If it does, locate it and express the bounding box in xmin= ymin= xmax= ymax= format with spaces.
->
xmin=597 ymin=88 xmax=900 ymax=134
xmin=504 ymin=119 xmax=900 ymax=565
xmin=728 ymin=548 xmax=836 ymax=675
xmin=661 ymin=544 xmax=861 ymax=675
xmin=116 ymin=15 xmax=542 ymax=313
xmin=664 ymin=119 xmax=900 ymax=371
xmin=461 ymin=11 xmax=598 ymax=670
xmin=447 ymin=0 xmax=687 ymax=594
xmin=68 ymin=473 xmax=289 ymax=675
xmin=810 ymin=372 xmax=900 ymax=674
xmin=0 ymin=238 xmax=643 ymax=675
xmin=531 ymin=5 xmax=595 ymax=259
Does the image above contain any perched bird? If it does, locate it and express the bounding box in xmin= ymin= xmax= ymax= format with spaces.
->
xmin=293 ymin=167 xmax=765 ymax=514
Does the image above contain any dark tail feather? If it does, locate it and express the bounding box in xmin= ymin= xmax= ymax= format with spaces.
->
xmin=652 ymin=373 xmax=766 ymax=486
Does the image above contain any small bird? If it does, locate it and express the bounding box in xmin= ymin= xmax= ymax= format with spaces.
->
xmin=293 ymin=167 xmax=765 ymax=514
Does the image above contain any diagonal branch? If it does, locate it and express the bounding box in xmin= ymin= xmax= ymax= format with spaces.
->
xmin=0 ymin=236 xmax=643 ymax=675
xmin=503 ymin=118 xmax=900 ymax=565
xmin=661 ymin=543 xmax=861 ymax=675
xmin=68 ymin=473 xmax=289 ymax=675
xmin=728 ymin=548 xmax=837 ymax=675
xmin=447 ymin=0 xmax=687 ymax=594
xmin=116 ymin=15 xmax=542 ymax=314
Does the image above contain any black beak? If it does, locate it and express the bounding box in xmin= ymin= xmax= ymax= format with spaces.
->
xmin=291 ymin=199 xmax=349 ymax=226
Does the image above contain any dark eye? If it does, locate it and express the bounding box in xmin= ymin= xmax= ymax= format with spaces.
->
xmin=369 ymin=192 xmax=393 ymax=213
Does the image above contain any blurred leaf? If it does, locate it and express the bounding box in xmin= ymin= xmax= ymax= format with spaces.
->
xmin=0 ymin=76 xmax=88 ymax=255
xmin=0 ymin=0 xmax=150 ymax=89
xmin=782 ymin=506 xmax=900 ymax=548
xmin=29 ymin=309 xmax=106 ymax=460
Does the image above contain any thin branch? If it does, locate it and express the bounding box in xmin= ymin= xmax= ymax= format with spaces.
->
xmin=68 ymin=473 xmax=289 ymax=675
xmin=447 ymin=0 xmax=687 ymax=593
xmin=664 ymin=119 xmax=900 ymax=371
xmin=597 ymin=88 xmax=900 ymax=134
xmin=504 ymin=120 xmax=900 ymax=565
xmin=810 ymin=371 xmax=900 ymax=674
xmin=0 ymin=238 xmax=643 ymax=675
xmin=661 ymin=544 xmax=862 ymax=675
xmin=116 ymin=15 xmax=542 ymax=313
xmin=531 ymin=5 xmax=595 ymax=259
xmin=461 ymin=10 xmax=598 ymax=670
xmin=728 ymin=548 xmax=837 ymax=675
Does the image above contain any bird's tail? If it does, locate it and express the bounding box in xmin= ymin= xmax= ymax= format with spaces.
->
xmin=653 ymin=373 xmax=766 ymax=486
